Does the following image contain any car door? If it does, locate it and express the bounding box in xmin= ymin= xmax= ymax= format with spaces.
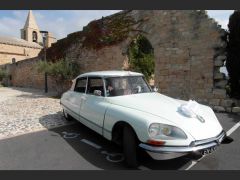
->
xmin=67 ymin=77 xmax=87 ymax=120
xmin=80 ymin=76 xmax=108 ymax=135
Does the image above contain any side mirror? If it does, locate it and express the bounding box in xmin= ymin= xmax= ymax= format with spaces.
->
xmin=93 ymin=90 xmax=102 ymax=96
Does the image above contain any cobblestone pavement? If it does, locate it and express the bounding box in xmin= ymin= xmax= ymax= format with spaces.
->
xmin=0 ymin=87 xmax=73 ymax=140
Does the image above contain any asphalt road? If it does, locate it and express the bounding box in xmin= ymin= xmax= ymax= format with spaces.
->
xmin=0 ymin=113 xmax=239 ymax=170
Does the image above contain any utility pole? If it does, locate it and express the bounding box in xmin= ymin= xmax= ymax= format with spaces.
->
xmin=40 ymin=31 xmax=48 ymax=93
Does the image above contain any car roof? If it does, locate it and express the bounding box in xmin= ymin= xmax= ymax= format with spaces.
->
xmin=76 ymin=70 xmax=143 ymax=79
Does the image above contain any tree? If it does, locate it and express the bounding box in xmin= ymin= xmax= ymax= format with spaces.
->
xmin=226 ymin=10 xmax=240 ymax=98
xmin=127 ymin=35 xmax=155 ymax=81
xmin=36 ymin=59 xmax=80 ymax=96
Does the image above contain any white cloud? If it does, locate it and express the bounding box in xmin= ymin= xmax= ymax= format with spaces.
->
xmin=207 ymin=10 xmax=234 ymax=30
xmin=0 ymin=16 xmax=23 ymax=37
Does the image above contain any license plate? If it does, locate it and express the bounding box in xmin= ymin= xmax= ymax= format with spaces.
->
xmin=200 ymin=146 xmax=216 ymax=155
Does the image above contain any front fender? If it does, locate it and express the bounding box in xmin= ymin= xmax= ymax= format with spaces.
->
xmin=103 ymin=104 xmax=149 ymax=142
xmin=103 ymin=104 xmax=178 ymax=143
xmin=103 ymin=104 xmax=194 ymax=146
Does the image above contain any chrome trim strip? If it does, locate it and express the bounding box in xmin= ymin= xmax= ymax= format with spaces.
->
xmin=139 ymin=131 xmax=226 ymax=153
xmin=192 ymin=131 xmax=226 ymax=146
xmin=139 ymin=142 xmax=218 ymax=153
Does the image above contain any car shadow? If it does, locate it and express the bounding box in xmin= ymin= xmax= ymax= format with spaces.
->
xmin=39 ymin=113 xmax=193 ymax=170
xmin=225 ymin=113 xmax=240 ymax=124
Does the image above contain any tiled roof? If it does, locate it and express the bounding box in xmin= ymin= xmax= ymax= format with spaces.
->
xmin=0 ymin=35 xmax=42 ymax=49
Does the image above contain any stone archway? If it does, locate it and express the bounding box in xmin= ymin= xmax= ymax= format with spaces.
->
xmin=125 ymin=34 xmax=155 ymax=85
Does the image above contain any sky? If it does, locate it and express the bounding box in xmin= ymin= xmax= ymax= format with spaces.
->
xmin=0 ymin=10 xmax=235 ymax=40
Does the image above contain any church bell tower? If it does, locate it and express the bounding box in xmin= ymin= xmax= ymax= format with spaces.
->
xmin=20 ymin=10 xmax=42 ymax=44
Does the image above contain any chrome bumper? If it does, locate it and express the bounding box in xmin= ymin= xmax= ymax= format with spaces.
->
xmin=139 ymin=131 xmax=226 ymax=160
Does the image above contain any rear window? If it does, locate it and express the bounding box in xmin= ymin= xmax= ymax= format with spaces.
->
xmin=74 ymin=77 xmax=87 ymax=93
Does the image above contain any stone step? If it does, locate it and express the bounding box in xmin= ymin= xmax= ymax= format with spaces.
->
xmin=213 ymin=106 xmax=225 ymax=112
xmin=214 ymin=80 xmax=228 ymax=88
xmin=212 ymin=88 xmax=226 ymax=98
xmin=232 ymin=107 xmax=240 ymax=113
xmin=214 ymin=59 xmax=224 ymax=67
xmin=214 ymin=73 xmax=225 ymax=80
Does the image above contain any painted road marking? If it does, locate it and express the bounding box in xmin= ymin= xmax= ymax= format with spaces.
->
xmin=62 ymin=131 xmax=80 ymax=139
xmin=80 ymin=139 xmax=102 ymax=149
xmin=184 ymin=156 xmax=204 ymax=170
xmin=226 ymin=122 xmax=240 ymax=136
xmin=185 ymin=120 xmax=240 ymax=170
xmin=101 ymin=150 xmax=125 ymax=163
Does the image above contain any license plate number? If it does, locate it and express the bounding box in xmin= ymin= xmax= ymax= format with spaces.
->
xmin=201 ymin=146 xmax=216 ymax=155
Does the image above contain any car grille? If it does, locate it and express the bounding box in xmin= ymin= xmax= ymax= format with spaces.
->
xmin=190 ymin=131 xmax=225 ymax=147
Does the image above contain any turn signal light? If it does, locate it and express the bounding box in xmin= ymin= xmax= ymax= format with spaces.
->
xmin=147 ymin=139 xmax=165 ymax=146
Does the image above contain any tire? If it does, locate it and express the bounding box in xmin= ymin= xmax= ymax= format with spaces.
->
xmin=123 ymin=125 xmax=139 ymax=168
xmin=63 ymin=109 xmax=72 ymax=121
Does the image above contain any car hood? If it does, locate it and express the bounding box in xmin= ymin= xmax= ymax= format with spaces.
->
xmin=107 ymin=93 xmax=223 ymax=141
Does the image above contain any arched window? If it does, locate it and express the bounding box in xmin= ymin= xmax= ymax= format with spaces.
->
xmin=32 ymin=31 xmax=38 ymax=42
xmin=12 ymin=58 xmax=16 ymax=64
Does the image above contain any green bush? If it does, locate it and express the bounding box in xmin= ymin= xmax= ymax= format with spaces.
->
xmin=36 ymin=59 xmax=80 ymax=95
xmin=127 ymin=35 xmax=155 ymax=81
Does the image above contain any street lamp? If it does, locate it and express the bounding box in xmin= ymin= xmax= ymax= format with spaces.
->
xmin=40 ymin=31 xmax=48 ymax=93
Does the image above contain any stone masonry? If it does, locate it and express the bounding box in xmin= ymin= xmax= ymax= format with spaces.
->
xmin=3 ymin=10 xmax=240 ymax=112
xmin=0 ymin=43 xmax=41 ymax=65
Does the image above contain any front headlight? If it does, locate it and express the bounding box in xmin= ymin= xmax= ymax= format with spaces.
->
xmin=148 ymin=123 xmax=187 ymax=140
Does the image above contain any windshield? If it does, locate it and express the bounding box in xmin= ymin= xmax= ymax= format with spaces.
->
xmin=104 ymin=76 xmax=151 ymax=97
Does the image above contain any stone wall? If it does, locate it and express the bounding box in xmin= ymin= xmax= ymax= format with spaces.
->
xmin=2 ymin=58 xmax=71 ymax=94
xmin=4 ymin=10 xmax=240 ymax=112
xmin=0 ymin=43 xmax=41 ymax=65
xmin=62 ymin=11 xmax=229 ymax=104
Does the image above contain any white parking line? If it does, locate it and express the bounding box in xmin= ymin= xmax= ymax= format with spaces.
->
xmin=185 ymin=121 xmax=240 ymax=170
xmin=184 ymin=157 xmax=204 ymax=170
xmin=80 ymin=139 xmax=102 ymax=149
xmin=226 ymin=122 xmax=240 ymax=136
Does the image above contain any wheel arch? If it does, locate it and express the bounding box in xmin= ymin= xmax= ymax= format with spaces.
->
xmin=111 ymin=121 xmax=140 ymax=146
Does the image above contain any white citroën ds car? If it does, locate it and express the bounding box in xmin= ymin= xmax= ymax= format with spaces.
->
xmin=60 ymin=71 xmax=226 ymax=167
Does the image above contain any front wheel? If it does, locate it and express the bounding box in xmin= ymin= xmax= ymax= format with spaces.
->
xmin=63 ymin=109 xmax=72 ymax=121
xmin=123 ymin=126 xmax=139 ymax=168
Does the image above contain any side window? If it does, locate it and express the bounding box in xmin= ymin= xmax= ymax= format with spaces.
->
xmin=74 ymin=77 xmax=87 ymax=93
xmin=86 ymin=77 xmax=104 ymax=96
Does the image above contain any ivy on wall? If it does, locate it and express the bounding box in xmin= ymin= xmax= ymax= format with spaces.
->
xmin=127 ymin=35 xmax=155 ymax=81
xmin=45 ymin=11 xmax=141 ymax=61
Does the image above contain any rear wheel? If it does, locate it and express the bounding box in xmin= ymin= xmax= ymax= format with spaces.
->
xmin=63 ymin=109 xmax=72 ymax=121
xmin=123 ymin=125 xmax=139 ymax=168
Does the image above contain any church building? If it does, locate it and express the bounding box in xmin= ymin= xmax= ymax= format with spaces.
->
xmin=0 ymin=10 xmax=56 ymax=65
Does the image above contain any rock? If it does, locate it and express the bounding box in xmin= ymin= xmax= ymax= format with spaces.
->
xmin=214 ymin=59 xmax=224 ymax=66
xmin=226 ymin=107 xmax=232 ymax=113
xmin=214 ymin=73 xmax=224 ymax=80
xmin=232 ymin=107 xmax=240 ymax=113
xmin=213 ymin=89 xmax=226 ymax=98
xmin=213 ymin=106 xmax=225 ymax=112
xmin=215 ymin=80 xmax=227 ymax=88
xmin=215 ymin=55 xmax=226 ymax=61
xmin=209 ymin=99 xmax=220 ymax=106
xmin=220 ymin=99 xmax=234 ymax=107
